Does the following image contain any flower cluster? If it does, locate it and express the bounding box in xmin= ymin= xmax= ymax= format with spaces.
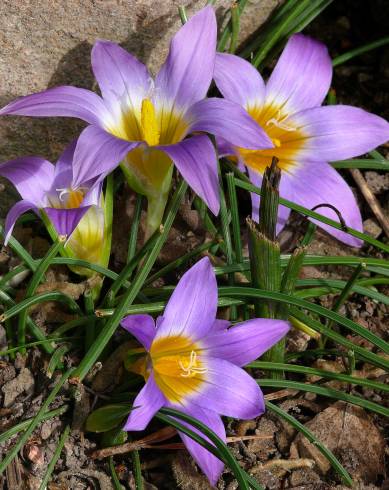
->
xmin=1 ymin=4 xmax=389 ymax=486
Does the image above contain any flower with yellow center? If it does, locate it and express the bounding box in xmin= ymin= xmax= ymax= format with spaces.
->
xmin=0 ymin=7 xmax=273 ymax=238
xmin=214 ymin=34 xmax=389 ymax=246
xmin=0 ymin=141 xmax=112 ymax=280
xmin=121 ymin=257 xmax=290 ymax=485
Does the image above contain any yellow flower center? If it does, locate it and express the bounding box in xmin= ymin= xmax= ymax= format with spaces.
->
xmin=149 ymin=335 xmax=207 ymax=405
xmin=237 ymin=104 xmax=306 ymax=174
xmin=140 ymin=98 xmax=160 ymax=146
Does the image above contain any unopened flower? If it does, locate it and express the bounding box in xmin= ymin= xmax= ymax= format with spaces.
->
xmin=121 ymin=257 xmax=289 ymax=484
xmin=0 ymin=7 xmax=272 ymax=236
xmin=214 ymin=34 xmax=389 ymax=246
xmin=0 ymin=141 xmax=110 ymax=275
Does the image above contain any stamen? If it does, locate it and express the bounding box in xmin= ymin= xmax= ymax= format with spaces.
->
xmin=179 ymin=350 xmax=208 ymax=378
xmin=266 ymin=110 xmax=296 ymax=132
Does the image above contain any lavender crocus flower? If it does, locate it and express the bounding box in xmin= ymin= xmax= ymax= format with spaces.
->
xmin=121 ymin=257 xmax=289 ymax=484
xmin=0 ymin=7 xmax=272 ymax=236
xmin=213 ymin=34 xmax=389 ymax=246
xmin=0 ymin=142 xmax=110 ymax=273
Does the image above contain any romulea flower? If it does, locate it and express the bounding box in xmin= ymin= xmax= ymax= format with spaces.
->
xmin=120 ymin=257 xmax=289 ymax=484
xmin=213 ymin=34 xmax=389 ymax=246
xmin=0 ymin=141 xmax=110 ymax=276
xmin=0 ymin=7 xmax=272 ymax=237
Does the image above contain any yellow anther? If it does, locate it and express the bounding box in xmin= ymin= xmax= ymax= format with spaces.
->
xmin=56 ymin=187 xmax=85 ymax=209
xmin=272 ymin=138 xmax=281 ymax=148
xmin=179 ymin=351 xmax=208 ymax=378
xmin=140 ymin=98 xmax=160 ymax=146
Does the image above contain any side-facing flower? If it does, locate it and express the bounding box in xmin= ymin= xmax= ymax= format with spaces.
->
xmin=0 ymin=7 xmax=272 ymax=237
xmin=213 ymin=34 xmax=389 ymax=246
xmin=0 ymin=142 xmax=111 ymax=276
xmin=120 ymin=257 xmax=289 ymax=484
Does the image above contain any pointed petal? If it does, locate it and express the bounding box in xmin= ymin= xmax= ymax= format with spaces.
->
xmin=266 ymin=33 xmax=332 ymax=113
xmin=247 ymin=167 xmax=291 ymax=233
xmin=214 ymin=53 xmax=265 ymax=109
xmin=287 ymin=105 xmax=389 ymax=161
xmin=92 ymin=40 xmax=151 ymax=107
xmin=121 ymin=314 xmax=156 ymax=350
xmin=158 ymin=135 xmax=219 ymax=215
xmin=191 ymin=358 xmax=265 ymax=419
xmin=72 ymin=125 xmax=139 ymax=187
xmin=175 ymin=404 xmax=225 ymax=486
xmin=51 ymin=140 xmax=77 ymax=191
xmin=209 ymin=319 xmax=230 ymax=333
xmin=281 ymin=162 xmax=363 ymax=246
xmin=124 ymin=373 xmax=165 ymax=431
xmin=0 ymin=86 xmax=108 ymax=126
xmin=44 ymin=206 xmax=91 ymax=238
xmin=0 ymin=157 xmax=54 ymax=205
xmin=155 ymin=257 xmax=217 ymax=341
xmin=155 ymin=7 xmax=216 ymax=109
xmin=202 ymin=319 xmax=290 ymax=367
xmin=4 ymin=200 xmax=39 ymax=245
xmin=187 ymin=98 xmax=273 ymax=150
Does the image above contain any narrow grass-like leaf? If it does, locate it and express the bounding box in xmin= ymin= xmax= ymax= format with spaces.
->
xmin=266 ymin=401 xmax=353 ymax=486
xmin=38 ymin=425 xmax=70 ymax=490
xmin=332 ymin=36 xmax=389 ymax=67
xmin=128 ymin=193 xmax=143 ymax=264
xmin=259 ymin=379 xmax=388 ymax=416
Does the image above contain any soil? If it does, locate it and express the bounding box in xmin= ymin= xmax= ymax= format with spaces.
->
xmin=0 ymin=1 xmax=389 ymax=489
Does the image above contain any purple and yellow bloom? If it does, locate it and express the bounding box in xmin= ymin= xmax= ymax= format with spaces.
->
xmin=0 ymin=142 xmax=111 ymax=275
xmin=0 ymin=7 xmax=272 ymax=236
xmin=213 ymin=34 xmax=389 ymax=246
xmin=120 ymin=257 xmax=289 ymax=484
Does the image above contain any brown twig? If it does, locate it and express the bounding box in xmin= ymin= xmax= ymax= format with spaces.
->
xmin=350 ymin=168 xmax=389 ymax=238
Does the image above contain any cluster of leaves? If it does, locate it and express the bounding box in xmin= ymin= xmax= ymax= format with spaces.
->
xmin=1 ymin=1 xmax=389 ymax=488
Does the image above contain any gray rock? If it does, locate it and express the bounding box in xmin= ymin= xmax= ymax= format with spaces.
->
xmin=2 ymin=367 xmax=34 ymax=407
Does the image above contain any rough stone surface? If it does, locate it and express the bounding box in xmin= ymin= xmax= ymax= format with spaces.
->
xmin=1 ymin=367 xmax=34 ymax=407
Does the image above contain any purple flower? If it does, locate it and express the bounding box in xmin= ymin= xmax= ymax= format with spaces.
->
xmin=0 ymin=141 xmax=109 ymax=271
xmin=0 ymin=7 xmax=272 ymax=236
xmin=213 ymin=34 xmax=389 ymax=246
xmin=121 ymin=257 xmax=289 ymax=484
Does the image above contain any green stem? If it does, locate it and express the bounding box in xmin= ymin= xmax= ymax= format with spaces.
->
xmin=73 ymin=181 xmax=187 ymax=382
xmin=17 ymin=238 xmax=64 ymax=353
xmin=38 ymin=425 xmax=70 ymax=490
xmin=333 ymin=36 xmax=389 ymax=66
xmin=128 ymin=193 xmax=143 ymax=263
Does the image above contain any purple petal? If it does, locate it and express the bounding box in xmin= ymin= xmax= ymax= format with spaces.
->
xmin=214 ymin=53 xmax=265 ymax=110
xmin=216 ymin=136 xmax=235 ymax=158
xmin=121 ymin=314 xmax=156 ymax=350
xmin=158 ymin=135 xmax=219 ymax=215
xmin=202 ymin=319 xmax=290 ymax=367
xmin=0 ymin=86 xmax=108 ymax=126
xmin=209 ymin=319 xmax=230 ymax=333
xmin=247 ymin=167 xmax=291 ymax=233
xmin=174 ymin=404 xmax=225 ymax=486
xmin=92 ymin=40 xmax=151 ymax=107
xmin=124 ymin=373 xmax=165 ymax=431
xmin=155 ymin=7 xmax=216 ymax=109
xmin=187 ymin=98 xmax=273 ymax=150
xmin=0 ymin=157 xmax=54 ymax=205
xmin=4 ymin=200 xmax=39 ymax=245
xmin=287 ymin=105 xmax=389 ymax=161
xmin=191 ymin=358 xmax=265 ymax=419
xmin=51 ymin=140 xmax=77 ymax=191
xmin=72 ymin=125 xmax=139 ymax=187
xmin=44 ymin=206 xmax=91 ymax=238
xmin=281 ymin=162 xmax=363 ymax=246
xmin=266 ymin=33 xmax=332 ymax=113
xmin=155 ymin=257 xmax=217 ymax=341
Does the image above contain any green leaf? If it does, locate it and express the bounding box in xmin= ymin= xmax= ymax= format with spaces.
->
xmin=85 ymin=404 xmax=131 ymax=433
xmin=101 ymin=427 xmax=128 ymax=447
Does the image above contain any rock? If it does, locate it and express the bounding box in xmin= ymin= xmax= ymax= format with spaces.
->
xmin=2 ymin=367 xmax=34 ymax=407
xmin=0 ymin=0 xmax=279 ymax=164
xmin=364 ymin=171 xmax=389 ymax=194
xmin=363 ymin=218 xmax=382 ymax=238
xmin=292 ymin=402 xmax=385 ymax=484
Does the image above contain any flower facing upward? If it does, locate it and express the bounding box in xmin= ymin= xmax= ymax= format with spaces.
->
xmin=0 ymin=141 xmax=110 ymax=273
xmin=0 ymin=7 xmax=272 ymax=236
xmin=121 ymin=258 xmax=289 ymax=484
xmin=213 ymin=34 xmax=389 ymax=246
